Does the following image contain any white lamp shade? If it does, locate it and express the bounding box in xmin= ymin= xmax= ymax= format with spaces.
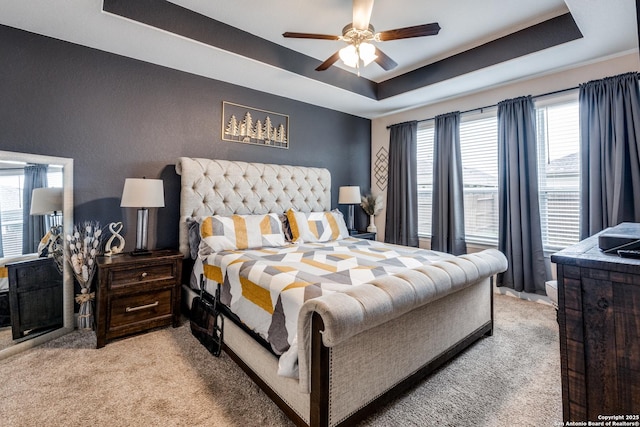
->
xmin=359 ymin=42 xmax=378 ymax=66
xmin=120 ymin=178 xmax=165 ymax=208
xmin=30 ymin=187 xmax=63 ymax=215
xmin=338 ymin=186 xmax=361 ymax=204
xmin=339 ymin=44 xmax=358 ymax=68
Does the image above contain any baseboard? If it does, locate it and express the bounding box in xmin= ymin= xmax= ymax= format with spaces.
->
xmin=493 ymin=285 xmax=554 ymax=306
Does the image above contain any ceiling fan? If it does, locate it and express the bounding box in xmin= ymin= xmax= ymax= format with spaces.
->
xmin=283 ymin=0 xmax=441 ymax=74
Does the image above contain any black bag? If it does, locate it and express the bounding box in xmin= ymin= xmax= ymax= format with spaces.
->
xmin=190 ymin=279 xmax=224 ymax=357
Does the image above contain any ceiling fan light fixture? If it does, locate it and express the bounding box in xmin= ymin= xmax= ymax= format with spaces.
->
xmin=359 ymin=42 xmax=377 ymax=66
xmin=285 ymin=1 xmax=439 ymax=73
xmin=339 ymin=44 xmax=358 ymax=68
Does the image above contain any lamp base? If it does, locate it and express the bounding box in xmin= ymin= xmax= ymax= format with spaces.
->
xmin=129 ymin=208 xmax=152 ymax=256
xmin=130 ymin=249 xmax=152 ymax=257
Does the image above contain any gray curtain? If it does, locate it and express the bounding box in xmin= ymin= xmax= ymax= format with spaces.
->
xmin=22 ymin=164 xmax=48 ymax=254
xmin=431 ymin=112 xmax=467 ymax=255
xmin=497 ymin=96 xmax=547 ymax=294
xmin=385 ymin=121 xmax=419 ymax=247
xmin=579 ymin=72 xmax=640 ymax=239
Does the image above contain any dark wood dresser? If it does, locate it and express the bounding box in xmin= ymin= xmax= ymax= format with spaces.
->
xmin=7 ymin=256 xmax=63 ymax=339
xmin=551 ymin=226 xmax=640 ymax=422
xmin=96 ymin=250 xmax=183 ymax=348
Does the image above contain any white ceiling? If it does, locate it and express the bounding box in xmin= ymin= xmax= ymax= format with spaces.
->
xmin=0 ymin=0 xmax=637 ymax=119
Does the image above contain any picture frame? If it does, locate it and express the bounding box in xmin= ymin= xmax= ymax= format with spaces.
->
xmin=222 ymin=101 xmax=289 ymax=149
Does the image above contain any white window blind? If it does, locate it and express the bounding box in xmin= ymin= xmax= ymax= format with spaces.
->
xmin=459 ymin=115 xmax=499 ymax=244
xmin=416 ymin=122 xmax=434 ymax=237
xmin=0 ymin=173 xmax=24 ymax=257
xmin=536 ymin=100 xmax=580 ymax=250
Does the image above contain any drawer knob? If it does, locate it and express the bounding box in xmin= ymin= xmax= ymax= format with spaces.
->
xmin=140 ymin=272 xmax=148 ymax=279
xmin=597 ymin=297 xmax=609 ymax=310
xmin=125 ymin=301 xmax=159 ymax=312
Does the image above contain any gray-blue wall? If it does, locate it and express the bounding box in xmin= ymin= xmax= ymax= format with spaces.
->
xmin=0 ymin=25 xmax=371 ymax=250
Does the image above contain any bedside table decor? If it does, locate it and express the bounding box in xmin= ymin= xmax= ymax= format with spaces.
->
xmin=360 ymin=193 xmax=383 ymax=233
xmin=66 ymin=221 xmax=103 ymax=330
xmin=338 ymin=185 xmax=361 ymax=234
xmin=104 ymin=221 xmax=125 ymax=256
xmin=30 ymin=187 xmax=64 ymax=258
xmin=120 ymin=177 xmax=165 ymax=256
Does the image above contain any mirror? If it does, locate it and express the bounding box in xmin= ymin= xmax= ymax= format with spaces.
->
xmin=0 ymin=150 xmax=73 ymax=359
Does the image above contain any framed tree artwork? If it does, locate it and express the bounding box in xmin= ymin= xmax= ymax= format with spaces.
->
xmin=222 ymin=101 xmax=289 ymax=149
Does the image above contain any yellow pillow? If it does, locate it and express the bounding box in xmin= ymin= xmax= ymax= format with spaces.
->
xmin=286 ymin=209 xmax=349 ymax=243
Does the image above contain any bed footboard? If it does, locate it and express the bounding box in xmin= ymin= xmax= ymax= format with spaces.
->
xmin=311 ymin=277 xmax=492 ymax=427
xmin=212 ymin=277 xmax=493 ymax=427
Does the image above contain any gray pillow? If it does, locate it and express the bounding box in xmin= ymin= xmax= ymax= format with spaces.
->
xmin=186 ymin=218 xmax=201 ymax=259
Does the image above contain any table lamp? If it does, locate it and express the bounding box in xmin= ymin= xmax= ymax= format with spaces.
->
xmin=30 ymin=187 xmax=63 ymax=227
xmin=338 ymin=185 xmax=361 ymax=235
xmin=121 ymin=178 xmax=164 ymax=255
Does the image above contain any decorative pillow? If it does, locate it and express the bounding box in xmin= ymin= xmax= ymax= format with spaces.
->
xmin=199 ymin=213 xmax=286 ymax=253
xmin=37 ymin=230 xmax=53 ymax=257
xmin=286 ymin=209 xmax=349 ymax=243
xmin=186 ymin=218 xmax=201 ymax=259
xmin=278 ymin=213 xmax=293 ymax=242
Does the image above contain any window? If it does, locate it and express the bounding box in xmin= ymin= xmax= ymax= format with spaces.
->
xmin=459 ymin=114 xmax=499 ymax=244
xmin=0 ymin=166 xmax=63 ymax=257
xmin=416 ymin=122 xmax=434 ymax=237
xmin=416 ymin=114 xmax=499 ymax=244
xmin=535 ymin=98 xmax=580 ymax=250
xmin=416 ymin=94 xmax=580 ymax=251
xmin=0 ymin=172 xmax=25 ymax=257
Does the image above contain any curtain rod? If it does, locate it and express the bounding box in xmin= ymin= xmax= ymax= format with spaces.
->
xmin=386 ymin=85 xmax=579 ymax=129
xmin=387 ymin=72 xmax=640 ymax=129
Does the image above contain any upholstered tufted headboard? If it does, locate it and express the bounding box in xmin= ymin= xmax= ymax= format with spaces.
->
xmin=175 ymin=157 xmax=331 ymax=257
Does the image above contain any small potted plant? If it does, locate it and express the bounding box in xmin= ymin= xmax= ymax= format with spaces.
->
xmin=360 ymin=193 xmax=383 ymax=233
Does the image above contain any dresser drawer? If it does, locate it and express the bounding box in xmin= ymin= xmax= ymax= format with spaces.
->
xmin=109 ymin=287 xmax=173 ymax=329
xmin=108 ymin=262 xmax=176 ymax=289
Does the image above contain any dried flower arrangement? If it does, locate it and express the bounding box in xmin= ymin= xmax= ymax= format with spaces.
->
xmin=360 ymin=193 xmax=384 ymax=233
xmin=66 ymin=221 xmax=103 ymax=330
xmin=360 ymin=193 xmax=384 ymax=216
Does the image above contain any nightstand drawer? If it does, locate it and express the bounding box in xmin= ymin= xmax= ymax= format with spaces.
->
xmin=108 ymin=262 xmax=176 ymax=289
xmin=109 ymin=287 xmax=173 ymax=328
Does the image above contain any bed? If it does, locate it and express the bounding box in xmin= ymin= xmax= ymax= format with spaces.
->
xmin=176 ymin=157 xmax=508 ymax=427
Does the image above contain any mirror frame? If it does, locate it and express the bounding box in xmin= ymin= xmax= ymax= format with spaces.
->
xmin=0 ymin=150 xmax=74 ymax=360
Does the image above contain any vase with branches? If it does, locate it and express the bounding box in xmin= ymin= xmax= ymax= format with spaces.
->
xmin=66 ymin=221 xmax=103 ymax=330
xmin=360 ymin=193 xmax=383 ymax=233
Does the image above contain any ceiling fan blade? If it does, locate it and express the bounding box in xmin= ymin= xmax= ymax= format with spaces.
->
xmin=377 ymin=22 xmax=441 ymax=41
xmin=374 ymin=47 xmax=398 ymax=71
xmin=283 ymin=32 xmax=340 ymax=40
xmin=353 ymin=0 xmax=374 ymax=31
xmin=315 ymin=51 xmax=341 ymax=71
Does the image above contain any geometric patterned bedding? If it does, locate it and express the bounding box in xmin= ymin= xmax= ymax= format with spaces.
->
xmin=199 ymin=236 xmax=455 ymax=377
xmin=0 ymin=267 xmax=8 ymax=292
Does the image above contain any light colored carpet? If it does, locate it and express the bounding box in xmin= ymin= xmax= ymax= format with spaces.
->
xmin=0 ymin=294 xmax=562 ymax=426
xmin=0 ymin=326 xmax=12 ymax=350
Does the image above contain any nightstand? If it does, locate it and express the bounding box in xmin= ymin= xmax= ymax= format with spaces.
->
xmin=95 ymin=249 xmax=183 ymax=348
xmin=351 ymin=231 xmax=376 ymax=241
